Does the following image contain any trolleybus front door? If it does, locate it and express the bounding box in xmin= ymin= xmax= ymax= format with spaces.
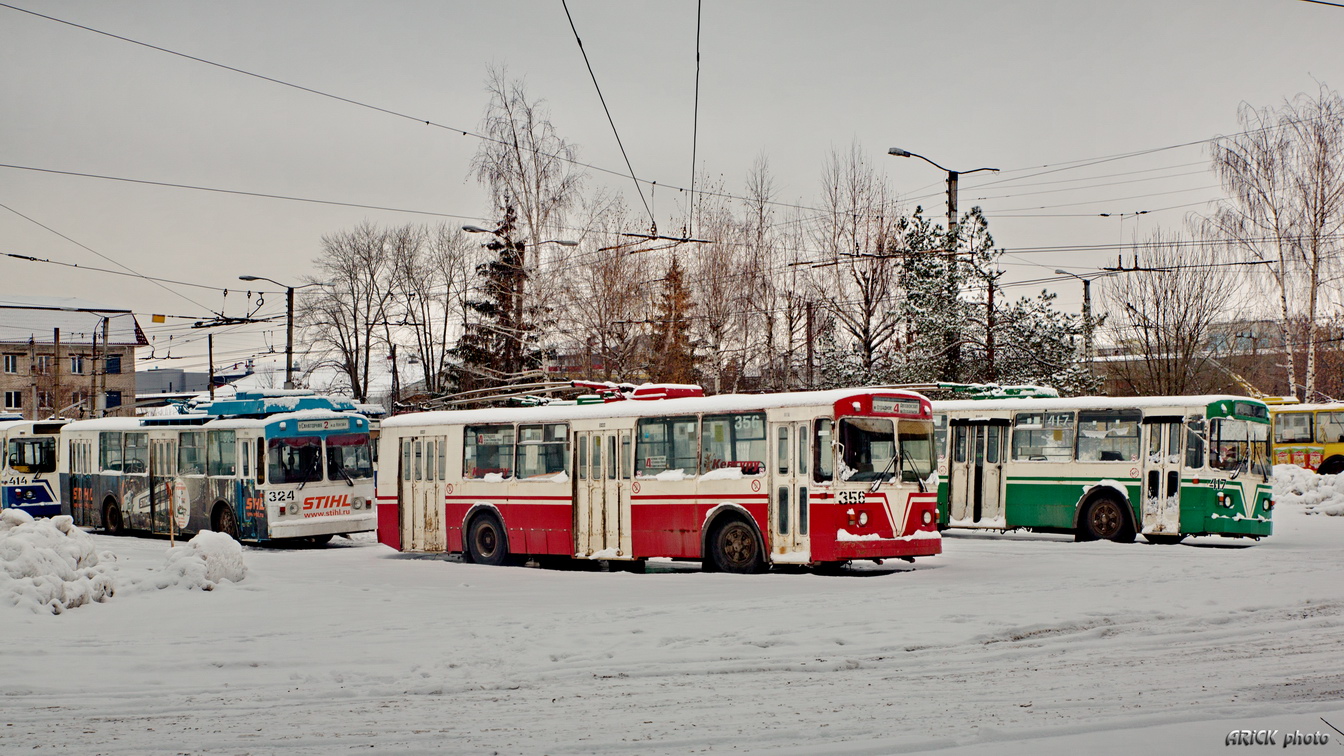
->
xmin=948 ymin=419 xmax=1007 ymax=525
xmin=769 ymin=422 xmax=810 ymax=560
xmin=1142 ymin=417 xmax=1183 ymax=536
xmin=576 ymin=431 xmax=630 ymax=558
xmin=399 ymin=435 xmax=447 ymax=552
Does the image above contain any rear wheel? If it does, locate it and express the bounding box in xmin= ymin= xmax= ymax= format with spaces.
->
xmin=213 ymin=503 xmax=240 ymax=540
xmin=1077 ymin=497 xmax=1134 ymax=543
xmin=709 ymin=519 xmax=764 ymax=574
xmin=1317 ymin=456 xmax=1344 ymax=475
xmin=466 ymin=512 xmax=511 ymax=566
xmin=102 ymin=500 xmax=124 ymax=536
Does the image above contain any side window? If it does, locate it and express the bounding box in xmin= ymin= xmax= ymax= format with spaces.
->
xmin=516 ymin=424 xmax=568 ymax=478
xmin=813 ymin=419 xmax=833 ymax=483
xmin=1316 ymin=412 xmax=1344 ymax=444
xmin=1075 ymin=409 xmax=1141 ymax=462
xmin=1185 ymin=418 xmax=1206 ymax=469
xmin=607 ymin=435 xmax=617 ymax=480
xmin=1011 ymin=412 xmax=1076 ymax=462
xmin=206 ymin=430 xmax=237 ymax=477
xmin=621 ymin=432 xmax=632 ymax=480
xmin=123 ymin=432 xmax=148 ymax=475
xmin=777 ymin=425 xmax=790 ymax=474
xmin=578 ymin=434 xmax=587 ymax=480
xmin=635 ymin=416 xmax=699 ymax=476
xmin=464 ymin=425 xmax=514 ymax=478
xmin=700 ymin=412 xmax=766 ymax=475
xmin=401 ymin=439 xmax=412 ymax=481
xmin=178 ymin=431 xmax=206 ymax=475
xmin=1275 ymin=412 xmax=1311 ymax=443
xmin=99 ymin=431 xmax=122 ymax=472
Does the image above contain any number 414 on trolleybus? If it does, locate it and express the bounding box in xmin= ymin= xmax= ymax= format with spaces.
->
xmin=60 ymin=391 xmax=376 ymax=544
xmin=375 ymin=386 xmax=942 ymax=572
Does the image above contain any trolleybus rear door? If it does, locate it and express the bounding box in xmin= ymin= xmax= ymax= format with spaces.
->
xmin=1142 ymin=417 xmax=1183 ymax=536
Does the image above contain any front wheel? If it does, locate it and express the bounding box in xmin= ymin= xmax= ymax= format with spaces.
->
xmin=1076 ymin=497 xmax=1134 ymax=543
xmin=465 ymin=512 xmax=511 ymax=566
xmin=709 ymin=519 xmax=764 ymax=574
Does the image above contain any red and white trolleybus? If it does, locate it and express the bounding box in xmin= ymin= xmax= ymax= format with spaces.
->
xmin=375 ymin=385 xmax=941 ymax=572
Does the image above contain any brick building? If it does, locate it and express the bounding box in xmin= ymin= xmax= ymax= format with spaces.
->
xmin=0 ymin=296 xmax=147 ymax=419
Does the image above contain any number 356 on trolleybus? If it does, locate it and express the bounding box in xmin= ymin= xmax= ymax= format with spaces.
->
xmin=375 ymin=386 xmax=942 ymax=572
xmin=59 ymin=391 xmax=376 ymax=544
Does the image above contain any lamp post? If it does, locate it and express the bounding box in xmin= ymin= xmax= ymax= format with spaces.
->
xmin=239 ymin=275 xmax=324 ymax=390
xmin=887 ymin=147 xmax=998 ymax=236
xmin=1054 ymin=269 xmax=1095 ymax=367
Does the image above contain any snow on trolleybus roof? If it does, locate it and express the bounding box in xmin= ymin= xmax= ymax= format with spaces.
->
xmin=934 ymin=394 xmax=1269 ymax=420
xmin=383 ymin=386 xmax=932 ymax=429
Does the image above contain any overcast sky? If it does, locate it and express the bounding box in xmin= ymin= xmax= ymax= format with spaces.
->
xmin=2 ymin=0 xmax=1341 ymax=375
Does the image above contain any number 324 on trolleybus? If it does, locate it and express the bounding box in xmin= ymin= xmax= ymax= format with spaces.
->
xmin=60 ymin=391 xmax=376 ymax=544
xmin=375 ymin=386 xmax=942 ymax=572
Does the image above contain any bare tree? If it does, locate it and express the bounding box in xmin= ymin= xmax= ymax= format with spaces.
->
xmin=1100 ymin=229 xmax=1242 ymax=396
xmin=384 ymin=223 xmax=474 ymax=397
xmin=1208 ymin=85 xmax=1344 ymax=400
xmin=557 ymin=195 xmax=649 ymax=381
xmin=298 ymin=222 xmax=395 ymax=402
xmin=810 ymin=143 xmax=902 ymax=374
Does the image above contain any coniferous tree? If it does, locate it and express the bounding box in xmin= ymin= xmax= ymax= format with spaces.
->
xmin=646 ymin=257 xmax=698 ymax=384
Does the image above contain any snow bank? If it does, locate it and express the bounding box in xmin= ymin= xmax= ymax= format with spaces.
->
xmin=155 ymin=531 xmax=248 ymax=590
xmin=0 ymin=510 xmax=115 ymax=614
xmin=1273 ymin=464 xmax=1344 ymax=515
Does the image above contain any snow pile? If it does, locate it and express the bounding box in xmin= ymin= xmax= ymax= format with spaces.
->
xmin=0 ymin=509 xmax=116 ymax=614
xmin=155 ymin=531 xmax=248 ymax=590
xmin=1273 ymin=463 xmax=1344 ymax=515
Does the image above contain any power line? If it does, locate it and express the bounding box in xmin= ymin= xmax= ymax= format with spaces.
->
xmin=0 ymin=200 xmax=218 ymax=315
xmin=561 ymin=0 xmax=654 ymax=226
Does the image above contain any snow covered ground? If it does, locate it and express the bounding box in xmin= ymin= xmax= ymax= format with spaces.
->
xmin=4 ymin=469 xmax=1344 ymax=754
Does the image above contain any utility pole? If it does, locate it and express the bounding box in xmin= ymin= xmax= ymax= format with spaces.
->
xmin=985 ymin=277 xmax=996 ymax=383
xmin=208 ymin=333 xmax=216 ymax=400
xmin=805 ymin=300 xmax=815 ymax=389
xmin=98 ymin=317 xmax=109 ymax=417
xmin=52 ymin=328 xmax=61 ymax=419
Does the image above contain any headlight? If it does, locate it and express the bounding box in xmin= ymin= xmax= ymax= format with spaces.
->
xmin=353 ymin=497 xmax=366 ymax=510
xmin=857 ymin=511 xmax=869 ymax=527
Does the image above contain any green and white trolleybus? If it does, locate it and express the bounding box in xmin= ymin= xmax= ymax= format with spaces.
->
xmin=931 ymin=395 xmax=1274 ymax=543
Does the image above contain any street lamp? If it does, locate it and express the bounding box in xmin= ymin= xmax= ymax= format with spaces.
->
xmin=239 ymin=275 xmax=325 ymax=390
xmin=887 ymin=147 xmax=999 ymax=235
xmin=1054 ymin=269 xmax=1095 ymax=366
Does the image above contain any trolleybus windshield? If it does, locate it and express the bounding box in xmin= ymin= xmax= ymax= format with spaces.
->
xmin=326 ymin=433 xmax=374 ymax=481
xmin=837 ymin=417 xmax=897 ymax=482
xmin=269 ymin=436 xmax=324 ymax=484
xmin=8 ymin=437 xmax=56 ymax=473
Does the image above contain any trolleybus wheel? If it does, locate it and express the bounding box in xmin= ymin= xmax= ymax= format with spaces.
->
xmin=710 ymin=519 xmax=764 ymax=574
xmin=213 ymin=503 xmax=240 ymax=540
xmin=1143 ymin=533 xmax=1186 ymax=545
xmin=1077 ymin=497 xmax=1133 ymax=543
xmin=1317 ymin=456 xmax=1344 ymax=475
xmin=102 ymin=500 xmax=124 ymax=536
xmin=466 ymin=512 xmax=510 ymax=566
xmin=307 ymin=533 xmax=334 ymax=546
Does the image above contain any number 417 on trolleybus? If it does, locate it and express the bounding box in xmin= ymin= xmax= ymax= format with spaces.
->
xmin=376 ymin=386 xmax=942 ymax=572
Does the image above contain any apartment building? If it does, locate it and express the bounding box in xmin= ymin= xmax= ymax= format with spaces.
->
xmin=0 ymin=296 xmax=147 ymax=419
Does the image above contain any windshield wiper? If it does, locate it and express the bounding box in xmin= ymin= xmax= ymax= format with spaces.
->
xmin=870 ymin=455 xmax=900 ymax=493
xmin=333 ymin=462 xmax=355 ymax=486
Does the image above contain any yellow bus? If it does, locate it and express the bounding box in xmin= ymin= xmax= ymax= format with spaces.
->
xmin=1270 ymin=404 xmax=1344 ymax=473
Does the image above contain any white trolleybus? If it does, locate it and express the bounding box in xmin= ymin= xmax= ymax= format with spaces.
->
xmin=2 ymin=417 xmax=69 ymax=518
xmin=60 ymin=391 xmax=376 ymax=543
xmin=931 ymin=395 xmax=1275 ymax=543
xmin=376 ymin=385 xmax=942 ymax=572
